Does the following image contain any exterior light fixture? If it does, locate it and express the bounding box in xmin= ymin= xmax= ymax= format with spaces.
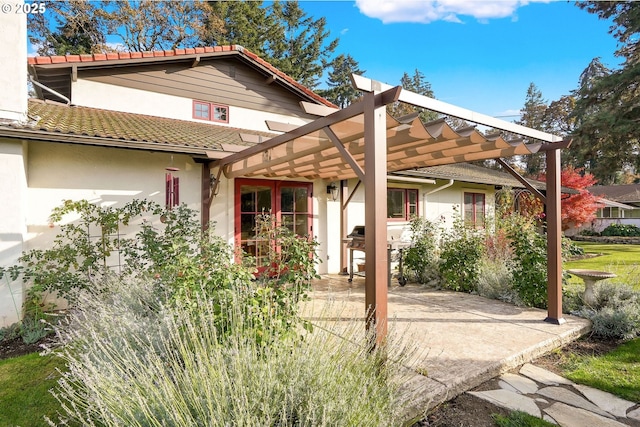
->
xmin=326 ymin=182 xmax=339 ymax=201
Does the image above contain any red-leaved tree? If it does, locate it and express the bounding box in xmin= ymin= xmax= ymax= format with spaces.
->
xmin=537 ymin=166 xmax=602 ymax=230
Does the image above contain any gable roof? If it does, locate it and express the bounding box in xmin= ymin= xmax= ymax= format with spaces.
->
xmin=28 ymin=45 xmax=336 ymax=109
xmin=0 ymin=99 xmax=274 ymax=158
xmin=394 ymin=163 xmax=546 ymax=189
xmin=588 ymin=184 xmax=640 ymax=203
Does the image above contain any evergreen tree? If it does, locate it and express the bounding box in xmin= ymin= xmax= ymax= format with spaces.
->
xmin=267 ymin=1 xmax=339 ymax=88
xmin=201 ymin=1 xmax=275 ymax=58
xmin=516 ymin=83 xmax=547 ymax=176
xmin=319 ymin=54 xmax=365 ymax=108
xmin=572 ymin=2 xmax=640 ymax=184
xmin=388 ymin=69 xmax=439 ymax=123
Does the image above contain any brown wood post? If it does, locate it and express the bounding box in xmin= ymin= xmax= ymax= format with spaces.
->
xmin=545 ymin=149 xmax=565 ymax=324
xmin=340 ymin=179 xmax=349 ymax=274
xmin=363 ymin=90 xmax=388 ymax=345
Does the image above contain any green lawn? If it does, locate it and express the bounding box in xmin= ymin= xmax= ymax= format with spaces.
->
xmin=0 ymin=352 xmax=67 ymax=427
xmin=565 ymin=242 xmax=640 ymax=290
xmin=562 ymin=338 xmax=640 ymax=403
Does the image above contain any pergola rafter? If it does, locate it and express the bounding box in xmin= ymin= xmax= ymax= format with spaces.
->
xmin=214 ymin=74 xmax=570 ymax=345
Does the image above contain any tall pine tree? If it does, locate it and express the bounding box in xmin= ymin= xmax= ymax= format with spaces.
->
xmin=516 ymin=82 xmax=547 ymax=176
xmin=319 ymin=54 xmax=365 ymax=108
xmin=572 ymin=2 xmax=640 ymax=184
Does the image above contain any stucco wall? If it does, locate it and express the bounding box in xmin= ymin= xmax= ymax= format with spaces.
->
xmin=0 ymin=140 xmax=28 ymax=326
xmin=72 ymin=79 xmax=311 ymax=133
xmin=0 ymin=141 xmax=203 ymax=326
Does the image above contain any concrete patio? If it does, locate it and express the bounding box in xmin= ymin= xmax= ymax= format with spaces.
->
xmin=302 ymin=275 xmax=592 ymax=422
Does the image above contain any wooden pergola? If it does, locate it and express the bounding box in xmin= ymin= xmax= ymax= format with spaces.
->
xmin=214 ymin=75 xmax=570 ymax=345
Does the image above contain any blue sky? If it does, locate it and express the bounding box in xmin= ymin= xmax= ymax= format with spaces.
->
xmin=300 ymin=0 xmax=621 ymax=121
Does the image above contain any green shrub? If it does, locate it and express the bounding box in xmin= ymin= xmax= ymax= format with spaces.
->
xmin=579 ymin=228 xmax=600 ymax=237
xmin=439 ymin=220 xmax=484 ymax=293
xmin=404 ymin=216 xmax=441 ymax=284
xmin=562 ymin=237 xmax=585 ymax=258
xmin=47 ymin=278 xmax=412 ymax=427
xmin=1 ymin=200 xmax=319 ymax=346
xmin=503 ymin=214 xmax=548 ymax=308
xmin=601 ymin=223 xmax=640 ymax=237
xmin=575 ymin=283 xmax=640 ymax=340
xmin=477 ymin=258 xmax=520 ymax=304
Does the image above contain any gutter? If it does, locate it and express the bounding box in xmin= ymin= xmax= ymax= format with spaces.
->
xmin=423 ymin=179 xmax=455 ymax=215
xmin=0 ymin=127 xmax=211 ymax=158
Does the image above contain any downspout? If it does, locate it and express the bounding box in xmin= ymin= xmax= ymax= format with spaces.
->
xmin=423 ymin=179 xmax=454 ymax=217
xmin=28 ymin=75 xmax=71 ymax=105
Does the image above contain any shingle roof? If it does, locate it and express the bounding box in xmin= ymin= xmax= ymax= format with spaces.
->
xmin=0 ymin=99 xmax=274 ymax=156
xmin=393 ymin=163 xmax=547 ymax=189
xmin=27 ymin=45 xmax=336 ymax=109
xmin=588 ymin=184 xmax=640 ymax=203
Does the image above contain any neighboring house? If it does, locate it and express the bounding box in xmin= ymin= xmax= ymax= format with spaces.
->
xmin=568 ymin=184 xmax=640 ymax=235
xmin=0 ymin=12 xmax=568 ymax=327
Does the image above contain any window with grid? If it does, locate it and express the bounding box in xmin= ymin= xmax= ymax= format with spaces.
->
xmin=464 ymin=192 xmax=485 ymax=228
xmin=387 ymin=188 xmax=418 ymax=220
xmin=193 ymin=100 xmax=229 ymax=123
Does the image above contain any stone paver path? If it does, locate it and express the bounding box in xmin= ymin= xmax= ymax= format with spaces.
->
xmin=470 ymin=363 xmax=640 ymax=427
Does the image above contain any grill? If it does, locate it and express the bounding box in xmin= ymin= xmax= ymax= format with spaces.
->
xmin=346 ymin=226 xmax=411 ymax=286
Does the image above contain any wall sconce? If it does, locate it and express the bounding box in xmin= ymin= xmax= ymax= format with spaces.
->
xmin=326 ymin=182 xmax=339 ymax=201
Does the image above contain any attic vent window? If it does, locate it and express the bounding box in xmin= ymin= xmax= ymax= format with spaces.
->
xmin=193 ymin=100 xmax=229 ymax=123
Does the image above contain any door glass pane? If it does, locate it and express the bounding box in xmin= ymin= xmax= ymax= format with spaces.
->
xmin=241 ymin=214 xmax=256 ymax=239
xmin=281 ymin=213 xmax=295 ymax=232
xmin=257 ymin=188 xmax=272 ymax=212
xmin=239 ymin=184 xmax=273 ymax=267
xmin=295 ymin=216 xmax=308 ymax=236
xmin=241 ymin=190 xmax=255 ymax=212
xmin=281 ymin=187 xmax=294 ymax=212
xmin=294 ymin=188 xmax=308 ymax=212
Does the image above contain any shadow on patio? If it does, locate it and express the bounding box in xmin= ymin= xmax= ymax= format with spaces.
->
xmin=302 ymin=275 xmax=591 ymax=422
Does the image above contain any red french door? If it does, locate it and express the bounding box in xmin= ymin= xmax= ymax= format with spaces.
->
xmin=235 ymin=179 xmax=313 ymax=267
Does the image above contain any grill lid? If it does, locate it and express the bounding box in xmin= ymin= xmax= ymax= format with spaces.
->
xmin=347 ymin=226 xmax=365 ymax=239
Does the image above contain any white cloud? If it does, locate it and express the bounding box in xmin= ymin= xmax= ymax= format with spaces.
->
xmin=494 ymin=109 xmax=522 ymax=118
xmin=354 ymin=0 xmax=548 ymax=24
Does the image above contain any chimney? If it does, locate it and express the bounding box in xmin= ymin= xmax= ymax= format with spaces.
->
xmin=0 ymin=1 xmax=27 ymax=122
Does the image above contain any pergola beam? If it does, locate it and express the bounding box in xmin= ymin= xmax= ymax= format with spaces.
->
xmin=496 ymin=158 xmax=546 ymax=203
xmin=324 ymin=127 xmax=366 ymax=181
xmin=351 ymin=74 xmax=563 ymax=144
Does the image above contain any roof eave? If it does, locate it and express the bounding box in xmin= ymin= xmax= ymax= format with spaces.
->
xmin=0 ymin=127 xmax=216 ymax=158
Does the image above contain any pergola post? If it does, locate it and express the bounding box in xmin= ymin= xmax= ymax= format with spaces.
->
xmin=545 ymin=148 xmax=565 ymax=324
xmin=363 ymin=89 xmax=388 ymax=345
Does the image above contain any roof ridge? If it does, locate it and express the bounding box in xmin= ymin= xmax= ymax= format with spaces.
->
xmin=27 ymin=45 xmax=242 ymax=65
xmin=27 ymin=45 xmax=337 ymax=109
